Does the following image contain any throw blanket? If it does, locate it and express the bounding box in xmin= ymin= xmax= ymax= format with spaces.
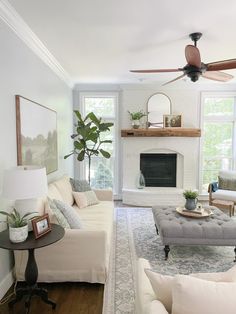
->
xmin=208 ymin=181 xmax=218 ymax=192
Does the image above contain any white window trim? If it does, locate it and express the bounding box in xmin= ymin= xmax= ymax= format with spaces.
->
xmin=78 ymin=91 xmax=119 ymax=194
xmin=199 ymin=91 xmax=236 ymax=194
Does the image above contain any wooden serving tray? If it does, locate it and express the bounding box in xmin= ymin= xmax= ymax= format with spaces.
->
xmin=176 ymin=207 xmax=213 ymax=218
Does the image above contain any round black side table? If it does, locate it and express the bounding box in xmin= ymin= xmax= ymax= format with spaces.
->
xmin=0 ymin=224 xmax=65 ymax=313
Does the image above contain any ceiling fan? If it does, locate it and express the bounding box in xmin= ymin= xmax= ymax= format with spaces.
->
xmin=130 ymin=32 xmax=236 ymax=85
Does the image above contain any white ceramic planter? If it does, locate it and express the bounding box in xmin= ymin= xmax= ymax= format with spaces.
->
xmin=9 ymin=225 xmax=28 ymax=243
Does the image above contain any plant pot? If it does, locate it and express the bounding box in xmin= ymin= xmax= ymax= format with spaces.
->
xmin=185 ymin=198 xmax=197 ymax=210
xmin=132 ymin=120 xmax=140 ymax=129
xmin=9 ymin=225 xmax=28 ymax=243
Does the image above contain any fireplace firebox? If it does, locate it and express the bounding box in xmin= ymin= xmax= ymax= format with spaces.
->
xmin=140 ymin=153 xmax=177 ymax=187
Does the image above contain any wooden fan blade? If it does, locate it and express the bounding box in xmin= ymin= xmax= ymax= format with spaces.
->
xmin=185 ymin=45 xmax=201 ymax=67
xmin=130 ymin=68 xmax=183 ymax=73
xmin=202 ymin=71 xmax=233 ymax=82
xmin=162 ymin=74 xmax=186 ymax=86
xmin=206 ymin=59 xmax=236 ymax=71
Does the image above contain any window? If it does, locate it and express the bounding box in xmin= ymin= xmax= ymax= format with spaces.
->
xmin=200 ymin=92 xmax=236 ymax=193
xmin=79 ymin=92 xmax=118 ymax=193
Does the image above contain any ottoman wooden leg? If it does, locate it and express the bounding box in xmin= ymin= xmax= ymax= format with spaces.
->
xmin=234 ymin=247 xmax=236 ymax=263
xmin=164 ymin=245 xmax=170 ymax=260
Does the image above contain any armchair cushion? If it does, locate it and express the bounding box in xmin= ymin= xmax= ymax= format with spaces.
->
xmin=211 ymin=189 xmax=236 ymax=202
xmin=218 ymin=176 xmax=236 ymax=191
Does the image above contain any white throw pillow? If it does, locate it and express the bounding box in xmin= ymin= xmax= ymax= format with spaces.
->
xmin=47 ymin=198 xmax=70 ymax=229
xmin=144 ymin=269 xmax=173 ymax=313
xmin=73 ymin=190 xmax=99 ymax=208
xmin=172 ymin=275 xmax=236 ymax=314
xmin=73 ymin=192 xmax=88 ymax=209
xmin=53 ymin=199 xmax=83 ymax=229
xmin=145 ymin=265 xmax=236 ymax=313
xmin=85 ymin=190 xmax=99 ymax=205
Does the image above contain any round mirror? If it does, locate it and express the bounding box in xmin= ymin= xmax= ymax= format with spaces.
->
xmin=147 ymin=93 xmax=172 ymax=128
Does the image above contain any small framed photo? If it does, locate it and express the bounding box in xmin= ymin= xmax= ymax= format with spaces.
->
xmin=31 ymin=214 xmax=51 ymax=239
xmin=163 ymin=114 xmax=182 ymax=128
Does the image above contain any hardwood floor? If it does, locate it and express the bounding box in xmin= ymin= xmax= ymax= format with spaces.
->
xmin=0 ymin=282 xmax=104 ymax=314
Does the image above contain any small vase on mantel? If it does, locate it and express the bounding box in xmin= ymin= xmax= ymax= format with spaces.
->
xmin=132 ymin=119 xmax=140 ymax=129
xmin=137 ymin=171 xmax=145 ymax=189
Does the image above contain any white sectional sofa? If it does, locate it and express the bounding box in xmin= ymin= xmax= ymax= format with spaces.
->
xmin=136 ymin=258 xmax=236 ymax=314
xmin=14 ymin=176 xmax=114 ymax=284
xmin=135 ymin=258 xmax=166 ymax=314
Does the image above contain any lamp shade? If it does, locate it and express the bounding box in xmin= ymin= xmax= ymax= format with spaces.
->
xmin=3 ymin=166 xmax=48 ymax=200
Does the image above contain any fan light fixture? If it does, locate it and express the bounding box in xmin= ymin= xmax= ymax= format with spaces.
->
xmin=130 ymin=32 xmax=236 ymax=85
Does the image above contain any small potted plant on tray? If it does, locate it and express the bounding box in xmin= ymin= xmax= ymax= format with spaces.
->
xmin=0 ymin=208 xmax=34 ymax=243
xmin=128 ymin=110 xmax=147 ymax=129
xmin=183 ymin=190 xmax=198 ymax=210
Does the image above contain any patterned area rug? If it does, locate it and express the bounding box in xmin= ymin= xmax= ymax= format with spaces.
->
xmin=103 ymin=207 xmax=235 ymax=314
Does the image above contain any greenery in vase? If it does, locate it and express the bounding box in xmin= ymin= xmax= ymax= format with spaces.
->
xmin=128 ymin=110 xmax=147 ymax=121
xmin=183 ymin=190 xmax=198 ymax=199
xmin=64 ymin=110 xmax=113 ymax=184
xmin=0 ymin=208 xmax=35 ymax=228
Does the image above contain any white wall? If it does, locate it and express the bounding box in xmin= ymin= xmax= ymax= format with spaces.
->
xmin=0 ymin=20 xmax=73 ymax=298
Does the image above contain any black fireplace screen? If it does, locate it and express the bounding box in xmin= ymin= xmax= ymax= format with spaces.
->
xmin=140 ymin=153 xmax=177 ymax=187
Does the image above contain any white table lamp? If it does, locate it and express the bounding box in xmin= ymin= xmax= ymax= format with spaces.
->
xmin=2 ymin=166 xmax=48 ymax=218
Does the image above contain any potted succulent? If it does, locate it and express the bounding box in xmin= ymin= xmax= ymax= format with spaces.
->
xmin=0 ymin=209 xmax=34 ymax=243
xmin=183 ymin=190 xmax=199 ymax=210
xmin=128 ymin=110 xmax=147 ymax=129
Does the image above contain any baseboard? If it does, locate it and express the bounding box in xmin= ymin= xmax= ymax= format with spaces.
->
xmin=0 ymin=269 xmax=14 ymax=300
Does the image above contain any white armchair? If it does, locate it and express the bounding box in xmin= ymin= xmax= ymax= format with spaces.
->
xmin=209 ymin=170 xmax=236 ymax=216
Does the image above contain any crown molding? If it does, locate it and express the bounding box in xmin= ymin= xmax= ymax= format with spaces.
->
xmin=0 ymin=0 xmax=73 ymax=87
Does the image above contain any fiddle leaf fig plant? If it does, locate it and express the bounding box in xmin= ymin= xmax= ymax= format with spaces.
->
xmin=64 ymin=110 xmax=113 ymax=184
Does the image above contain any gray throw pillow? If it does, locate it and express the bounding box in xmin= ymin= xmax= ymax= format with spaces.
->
xmin=53 ymin=199 xmax=83 ymax=229
xmin=47 ymin=198 xmax=70 ymax=229
xmin=70 ymin=178 xmax=91 ymax=192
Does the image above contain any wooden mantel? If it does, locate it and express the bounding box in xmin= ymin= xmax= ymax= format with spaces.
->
xmin=121 ymin=128 xmax=201 ymax=137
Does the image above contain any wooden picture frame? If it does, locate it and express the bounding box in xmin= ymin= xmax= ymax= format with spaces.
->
xmin=16 ymin=95 xmax=58 ymax=174
xmin=32 ymin=214 xmax=52 ymax=239
xmin=163 ymin=114 xmax=182 ymax=128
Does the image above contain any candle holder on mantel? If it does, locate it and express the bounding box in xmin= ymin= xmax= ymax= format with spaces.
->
xmin=136 ymin=171 xmax=145 ymax=189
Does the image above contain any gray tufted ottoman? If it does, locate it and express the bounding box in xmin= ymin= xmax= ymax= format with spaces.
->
xmin=152 ymin=206 xmax=236 ymax=260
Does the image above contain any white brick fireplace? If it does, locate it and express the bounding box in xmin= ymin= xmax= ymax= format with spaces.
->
xmin=122 ymin=136 xmax=200 ymax=206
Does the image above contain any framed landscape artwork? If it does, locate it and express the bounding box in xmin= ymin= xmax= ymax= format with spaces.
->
xmin=16 ymin=95 xmax=58 ymax=174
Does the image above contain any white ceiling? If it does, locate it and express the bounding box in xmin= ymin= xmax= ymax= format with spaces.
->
xmin=8 ymin=0 xmax=236 ymax=84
